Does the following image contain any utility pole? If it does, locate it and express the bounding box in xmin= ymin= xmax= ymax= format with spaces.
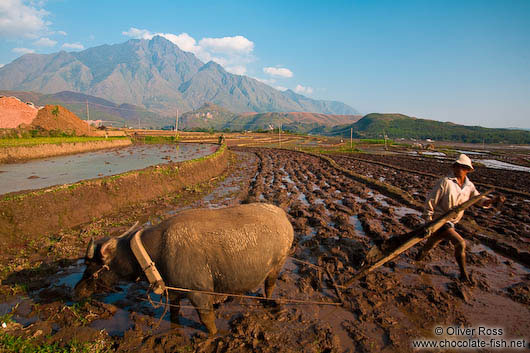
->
xmin=86 ymin=100 xmax=90 ymax=135
xmin=350 ymin=128 xmax=353 ymax=150
xmin=278 ymin=123 xmax=282 ymax=147
xmin=175 ymin=108 xmax=179 ymax=135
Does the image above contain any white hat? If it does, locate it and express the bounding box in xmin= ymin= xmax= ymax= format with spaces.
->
xmin=454 ymin=153 xmax=473 ymax=170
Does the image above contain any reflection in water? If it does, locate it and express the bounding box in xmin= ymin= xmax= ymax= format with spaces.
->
xmin=0 ymin=143 xmax=218 ymax=195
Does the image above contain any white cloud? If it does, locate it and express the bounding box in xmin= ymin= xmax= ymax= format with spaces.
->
xmin=275 ymin=86 xmax=288 ymax=91
xmin=0 ymin=0 xmax=50 ymax=38
xmin=34 ymin=37 xmax=56 ymax=47
xmin=225 ymin=65 xmax=246 ymax=75
xmin=199 ymin=36 xmax=253 ymax=54
xmin=56 ymin=30 xmax=67 ymax=36
xmin=122 ymin=27 xmax=152 ymax=40
xmin=263 ymin=67 xmax=293 ymax=78
xmin=294 ymin=84 xmax=313 ymax=95
xmin=0 ymin=64 xmax=4 ymax=68
xmin=61 ymin=42 xmax=84 ymax=50
xmin=122 ymin=27 xmax=255 ymax=75
xmin=161 ymin=32 xmax=199 ymax=53
xmin=12 ymin=47 xmax=35 ymax=54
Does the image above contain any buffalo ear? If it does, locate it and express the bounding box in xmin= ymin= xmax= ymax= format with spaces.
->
xmin=86 ymin=237 xmax=95 ymax=259
xmin=100 ymin=238 xmax=118 ymax=264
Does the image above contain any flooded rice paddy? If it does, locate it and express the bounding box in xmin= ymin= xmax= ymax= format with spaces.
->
xmin=0 ymin=143 xmax=218 ymax=195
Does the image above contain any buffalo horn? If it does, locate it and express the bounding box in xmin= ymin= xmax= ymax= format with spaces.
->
xmin=86 ymin=237 xmax=95 ymax=259
xmin=118 ymin=221 xmax=140 ymax=238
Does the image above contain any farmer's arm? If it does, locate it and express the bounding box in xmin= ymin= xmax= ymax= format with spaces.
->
xmin=423 ymin=179 xmax=446 ymax=222
xmin=477 ymin=191 xmax=505 ymax=209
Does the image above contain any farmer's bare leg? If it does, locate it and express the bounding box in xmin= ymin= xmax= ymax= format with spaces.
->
xmin=445 ymin=228 xmax=469 ymax=281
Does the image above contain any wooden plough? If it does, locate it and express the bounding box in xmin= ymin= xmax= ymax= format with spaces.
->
xmin=340 ymin=188 xmax=494 ymax=289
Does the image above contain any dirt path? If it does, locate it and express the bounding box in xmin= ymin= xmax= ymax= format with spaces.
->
xmin=1 ymin=148 xmax=529 ymax=352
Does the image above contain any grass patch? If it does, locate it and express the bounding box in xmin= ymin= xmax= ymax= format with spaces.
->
xmin=359 ymin=138 xmax=394 ymax=144
xmin=0 ymin=136 xmax=128 ymax=148
xmin=297 ymin=145 xmax=361 ymax=155
xmin=137 ymin=135 xmax=180 ymax=144
xmin=0 ymin=333 xmax=111 ymax=353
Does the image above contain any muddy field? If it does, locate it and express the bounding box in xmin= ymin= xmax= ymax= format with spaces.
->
xmin=1 ymin=147 xmax=529 ymax=352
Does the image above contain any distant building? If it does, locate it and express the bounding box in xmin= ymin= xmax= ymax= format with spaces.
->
xmin=86 ymin=120 xmax=103 ymax=127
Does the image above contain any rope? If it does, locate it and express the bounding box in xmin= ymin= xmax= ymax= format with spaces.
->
xmin=145 ymin=285 xmax=170 ymax=328
xmin=162 ymin=285 xmax=342 ymax=306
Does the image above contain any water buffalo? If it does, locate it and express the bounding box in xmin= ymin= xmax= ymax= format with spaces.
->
xmin=74 ymin=203 xmax=294 ymax=334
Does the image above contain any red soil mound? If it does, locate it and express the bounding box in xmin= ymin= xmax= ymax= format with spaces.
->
xmin=0 ymin=96 xmax=39 ymax=128
xmin=32 ymin=105 xmax=97 ymax=136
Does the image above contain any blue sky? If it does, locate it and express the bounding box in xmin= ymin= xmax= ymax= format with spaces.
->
xmin=1 ymin=0 xmax=529 ymax=129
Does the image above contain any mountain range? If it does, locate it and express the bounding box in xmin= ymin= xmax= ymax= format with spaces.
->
xmin=0 ymin=36 xmax=358 ymax=117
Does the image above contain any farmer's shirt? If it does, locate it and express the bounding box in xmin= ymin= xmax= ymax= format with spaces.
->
xmin=423 ymin=173 xmax=480 ymax=224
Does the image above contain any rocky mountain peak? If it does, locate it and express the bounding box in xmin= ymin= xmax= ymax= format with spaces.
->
xmin=0 ymin=38 xmax=358 ymax=116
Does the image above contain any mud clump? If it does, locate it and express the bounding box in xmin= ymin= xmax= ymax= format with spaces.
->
xmin=507 ymin=281 xmax=530 ymax=305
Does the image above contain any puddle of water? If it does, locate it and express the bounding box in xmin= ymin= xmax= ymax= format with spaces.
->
xmin=0 ymin=143 xmax=218 ymax=195
xmin=353 ymin=196 xmax=367 ymax=204
xmin=298 ymin=193 xmax=310 ymax=206
xmin=421 ymin=151 xmax=446 ymax=157
xmin=314 ymin=198 xmax=325 ymax=205
xmin=90 ymin=307 xmax=133 ymax=336
xmin=0 ymin=298 xmax=38 ymax=327
xmin=478 ymin=159 xmax=530 ymax=172
xmin=455 ymin=150 xmax=485 ymax=155
xmin=348 ymin=215 xmax=368 ymax=239
xmin=282 ymin=174 xmax=295 ymax=185
xmin=373 ymin=194 xmax=390 ymax=208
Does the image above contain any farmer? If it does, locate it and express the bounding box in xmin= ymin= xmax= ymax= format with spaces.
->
xmin=415 ymin=154 xmax=497 ymax=283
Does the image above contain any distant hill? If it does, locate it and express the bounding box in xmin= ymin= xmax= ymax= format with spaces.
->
xmin=326 ymin=113 xmax=530 ymax=144
xmin=0 ymin=36 xmax=358 ymax=116
xmin=0 ymin=90 xmax=172 ymax=129
xmin=179 ymin=104 xmax=362 ymax=133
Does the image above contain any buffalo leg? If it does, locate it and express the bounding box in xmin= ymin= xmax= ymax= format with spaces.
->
xmin=189 ymin=293 xmax=217 ymax=335
xmin=169 ymin=291 xmax=182 ymax=325
xmin=264 ymin=263 xmax=283 ymax=298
